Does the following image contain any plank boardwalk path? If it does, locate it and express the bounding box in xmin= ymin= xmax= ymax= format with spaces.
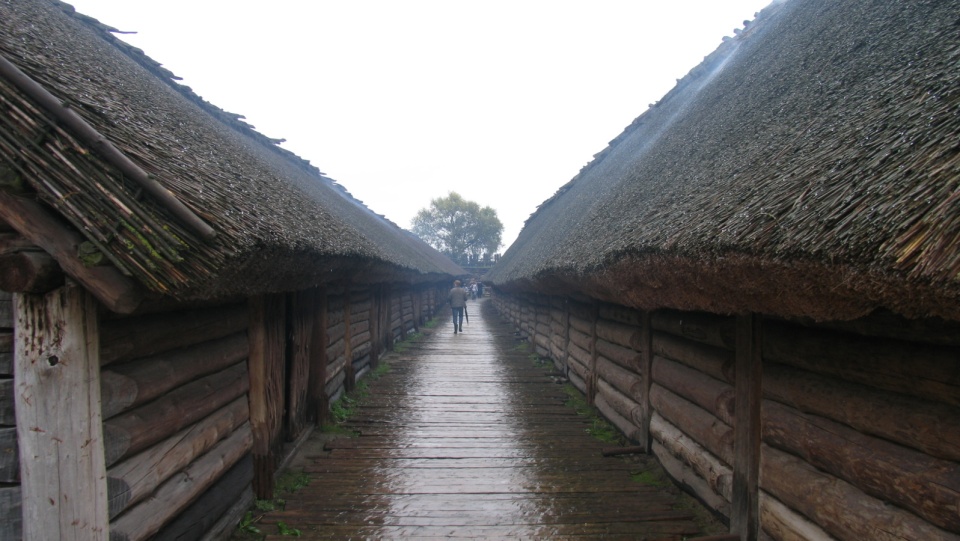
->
xmin=257 ymin=298 xmax=716 ymax=540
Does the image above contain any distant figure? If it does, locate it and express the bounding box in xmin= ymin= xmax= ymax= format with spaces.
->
xmin=448 ymin=280 xmax=468 ymax=334
xmin=477 ymin=282 xmax=484 ymax=298
xmin=470 ymin=282 xmax=478 ymax=300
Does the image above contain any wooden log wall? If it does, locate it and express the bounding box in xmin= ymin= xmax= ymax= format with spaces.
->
xmin=103 ymin=302 xmax=253 ymax=541
xmin=0 ymin=290 xmax=20 ymax=541
xmin=491 ymin=291 xmax=960 ymax=541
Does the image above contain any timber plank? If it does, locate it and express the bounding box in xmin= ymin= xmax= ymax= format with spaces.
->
xmin=242 ymin=299 xmax=720 ymax=540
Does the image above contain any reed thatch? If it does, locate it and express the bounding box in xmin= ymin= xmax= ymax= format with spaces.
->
xmin=488 ymin=0 xmax=960 ymax=322
xmin=0 ymin=0 xmax=462 ymax=301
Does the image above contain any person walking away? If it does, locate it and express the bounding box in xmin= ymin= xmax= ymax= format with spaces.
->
xmin=449 ymin=280 xmax=468 ymax=334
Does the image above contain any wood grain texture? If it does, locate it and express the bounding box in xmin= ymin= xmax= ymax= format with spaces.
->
xmin=14 ymin=285 xmax=108 ymax=539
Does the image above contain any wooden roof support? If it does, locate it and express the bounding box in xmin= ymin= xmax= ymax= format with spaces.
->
xmin=0 ymin=191 xmax=143 ymax=313
xmin=14 ymin=283 xmax=109 ymax=540
xmin=0 ymin=53 xmax=216 ymax=241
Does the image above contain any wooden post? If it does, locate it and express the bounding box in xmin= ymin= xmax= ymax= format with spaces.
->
xmin=248 ymin=294 xmax=286 ymax=499
xmin=731 ymin=313 xmax=762 ymax=541
xmin=588 ymin=303 xmax=599 ymax=405
xmin=562 ymin=299 xmax=571 ymax=374
xmin=285 ymin=289 xmax=314 ymax=441
xmin=343 ymin=290 xmax=354 ymax=392
xmin=14 ymin=282 xmax=108 ymax=540
xmin=383 ymin=285 xmax=393 ymax=351
xmin=309 ymin=290 xmax=330 ymax=427
xmin=638 ymin=310 xmax=653 ymax=452
xmin=369 ymin=288 xmax=381 ymax=370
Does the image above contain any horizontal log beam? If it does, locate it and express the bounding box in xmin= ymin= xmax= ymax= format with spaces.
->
xmin=101 ymin=332 xmax=248 ymax=419
xmin=100 ymin=304 xmax=247 ymax=366
xmin=597 ymin=337 xmax=641 ymax=371
xmin=651 ymin=383 xmax=734 ymax=466
xmin=102 ymin=363 xmax=249 ymax=466
xmin=0 ymin=251 xmax=63 ymax=293
xmin=653 ymin=331 xmax=734 ymax=383
xmin=763 ymin=400 xmax=960 ymax=532
xmin=596 ymin=317 xmax=642 ymax=350
xmin=759 ymin=491 xmax=834 ymax=541
xmin=654 ymin=355 xmax=735 ymax=426
xmin=764 ymin=361 xmax=960 ymax=462
xmin=108 ymin=425 xmax=252 ymax=541
xmin=652 ymin=440 xmax=731 ymax=519
xmin=763 ymin=320 xmax=960 ymax=406
xmin=651 ymin=412 xmax=733 ymax=502
xmin=652 ymin=310 xmax=735 ymax=350
xmin=106 ymin=397 xmax=249 ymax=518
xmin=761 ymin=445 xmax=956 ymax=541
xmin=0 ymin=193 xmax=142 ymax=313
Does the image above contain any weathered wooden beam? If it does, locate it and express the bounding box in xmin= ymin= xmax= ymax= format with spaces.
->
xmin=763 ymin=361 xmax=960 ymax=462
xmin=651 ymin=383 xmax=734 ymax=466
xmin=102 ymin=362 xmax=249 ymax=466
xmin=731 ymin=314 xmax=762 ymax=541
xmin=14 ymin=284 xmax=108 ymax=539
xmin=100 ymin=304 xmax=247 ymax=366
xmin=0 ymin=193 xmax=142 ymax=313
xmin=651 ymin=412 xmax=734 ymax=503
xmin=654 ymin=355 xmax=735 ymax=426
xmin=151 ymin=455 xmax=253 ymax=541
xmin=0 ymin=485 xmax=22 ymax=540
xmin=343 ymin=290 xmax=355 ymax=392
xmin=759 ymin=491 xmax=833 ymax=541
xmin=0 ymin=426 xmax=18 ymax=483
xmin=247 ymin=294 xmax=285 ymax=499
xmin=637 ymin=311 xmax=653 ymax=452
xmin=763 ymin=320 xmax=960 ymax=407
xmin=310 ymin=290 xmax=330 ymax=426
xmin=652 ymin=440 xmax=731 ymax=519
xmin=0 ymin=251 xmax=63 ymax=293
xmin=108 ymin=424 xmax=252 ymax=541
xmin=761 ymin=445 xmax=955 ymax=541
xmin=286 ymin=289 xmax=314 ymax=441
xmin=100 ymin=332 xmax=248 ymax=419
xmin=763 ymin=399 xmax=960 ymax=532
xmin=0 ymin=233 xmax=39 ymax=255
xmin=106 ymin=396 xmax=249 ymax=518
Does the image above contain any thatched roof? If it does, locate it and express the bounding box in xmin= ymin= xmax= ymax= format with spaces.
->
xmin=0 ymin=0 xmax=462 ymax=303
xmin=488 ymin=0 xmax=960 ymax=322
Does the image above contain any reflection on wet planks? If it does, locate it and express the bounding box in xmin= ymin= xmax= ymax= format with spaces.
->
xmin=259 ymin=298 xmax=706 ymax=540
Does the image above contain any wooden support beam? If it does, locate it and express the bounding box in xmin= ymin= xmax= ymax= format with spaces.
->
xmin=344 ymin=290 xmax=355 ymax=392
xmin=286 ymin=289 xmax=314 ymax=441
xmin=588 ymin=303 xmax=599 ymax=405
xmin=14 ymin=283 xmax=108 ymax=540
xmin=0 ymin=251 xmax=63 ymax=293
xmin=310 ymin=289 xmax=330 ymax=426
xmin=638 ymin=310 xmax=653 ymax=451
xmin=731 ymin=314 xmax=762 ymax=541
xmin=247 ymin=294 xmax=285 ymax=499
xmin=0 ymin=192 xmax=142 ymax=313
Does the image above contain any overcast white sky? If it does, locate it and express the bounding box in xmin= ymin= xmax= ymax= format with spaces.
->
xmin=67 ymin=0 xmax=771 ymax=252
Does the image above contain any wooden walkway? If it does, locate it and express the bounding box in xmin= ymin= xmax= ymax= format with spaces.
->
xmin=254 ymin=298 xmax=717 ymax=540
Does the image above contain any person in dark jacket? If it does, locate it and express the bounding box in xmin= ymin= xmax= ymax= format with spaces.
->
xmin=448 ymin=280 xmax=468 ymax=334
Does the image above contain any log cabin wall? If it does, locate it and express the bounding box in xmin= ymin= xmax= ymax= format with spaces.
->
xmin=0 ymin=291 xmax=20 ymax=541
xmin=491 ymin=290 xmax=960 ymax=541
xmin=324 ymin=292 xmax=348 ymax=405
xmin=100 ymin=301 xmax=253 ymax=541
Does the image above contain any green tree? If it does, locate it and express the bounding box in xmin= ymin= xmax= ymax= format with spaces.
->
xmin=411 ymin=192 xmax=503 ymax=265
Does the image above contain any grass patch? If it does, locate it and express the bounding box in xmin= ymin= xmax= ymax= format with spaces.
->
xmin=234 ymin=471 xmax=311 ymax=539
xmin=561 ymin=383 xmax=626 ymax=445
xmin=631 ymin=469 xmax=669 ymax=487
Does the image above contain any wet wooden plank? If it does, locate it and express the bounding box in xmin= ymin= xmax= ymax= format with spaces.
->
xmin=250 ymin=299 xmax=715 ymax=540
